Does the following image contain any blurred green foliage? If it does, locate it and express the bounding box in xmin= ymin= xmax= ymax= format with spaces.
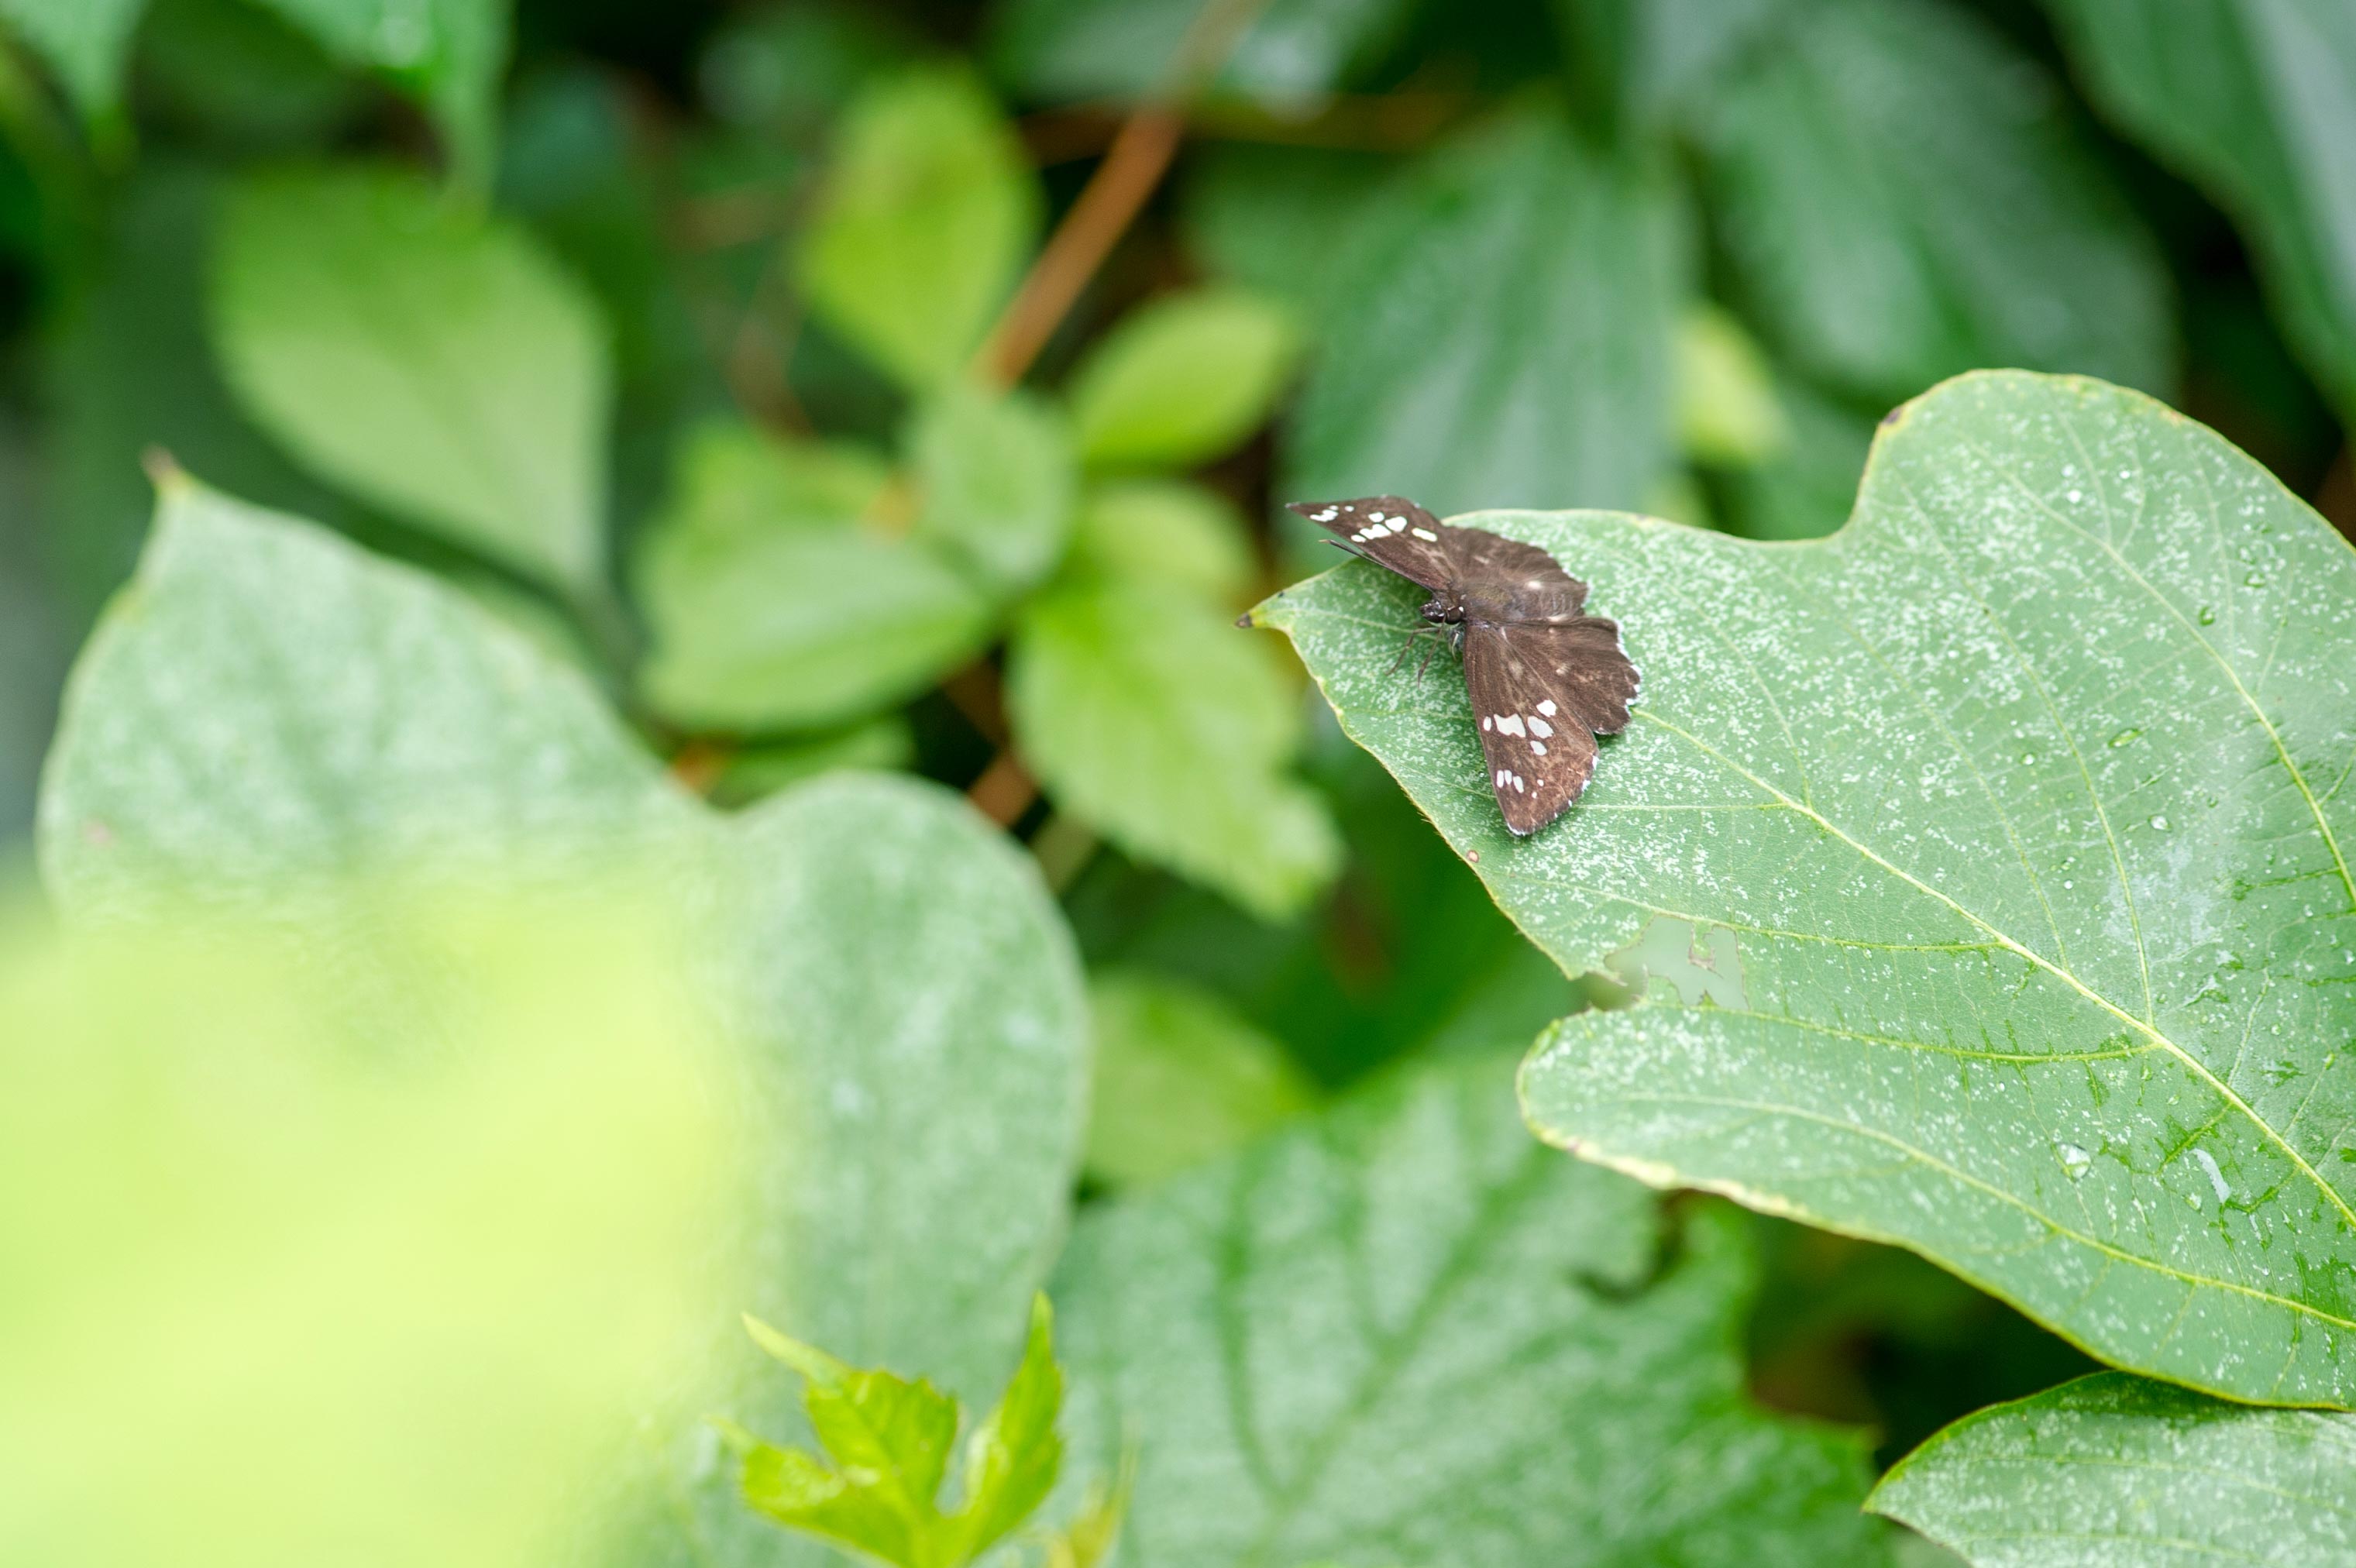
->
xmin=0 ymin=0 xmax=2349 ymax=1563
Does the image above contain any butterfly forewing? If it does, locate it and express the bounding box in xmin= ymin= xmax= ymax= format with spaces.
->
xmin=1287 ymin=496 xmax=1455 ymax=590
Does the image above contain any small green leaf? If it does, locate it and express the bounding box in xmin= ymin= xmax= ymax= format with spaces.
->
xmin=246 ymin=0 xmax=510 ymax=186
xmin=1676 ymin=304 xmax=1787 ymax=467
xmin=0 ymin=0 xmax=149 ymax=118
xmin=799 ymin=65 xmax=1039 ymax=390
xmin=1065 ymin=480 xmax=1257 ymax=606
xmin=952 ymin=1295 xmax=1064 ymax=1559
xmin=1009 ymin=578 xmax=1339 ymax=920
xmin=742 ymin=1439 xmax=923 ymax=1568
xmin=1289 ymin=104 xmax=1686 ymax=518
xmin=636 ymin=424 xmax=992 ymax=733
xmin=803 ymin=1370 xmax=961 ymax=1526
xmin=210 ymin=166 xmax=611 ymax=593
xmin=1051 ymin=1056 xmax=1887 ymax=1565
xmin=1069 ymin=288 xmax=1301 ymax=472
xmin=910 ymin=384 xmax=1078 ymax=595
xmin=1084 ymin=969 xmax=1317 ymax=1188
xmin=1264 ymin=370 xmax=2356 ymax=1407
xmin=2048 ymin=0 xmax=2356 ymax=425
xmin=1870 ymin=1372 xmax=2356 ymax=1566
xmin=1695 ymin=0 xmax=2172 ymax=401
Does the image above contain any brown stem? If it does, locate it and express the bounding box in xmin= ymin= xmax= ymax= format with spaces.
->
xmin=974 ymin=0 xmax=1272 ymax=387
xmin=968 ymin=749 xmax=1040 ymax=827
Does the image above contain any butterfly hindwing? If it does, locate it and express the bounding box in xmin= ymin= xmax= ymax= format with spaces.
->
xmin=1286 ymin=496 xmax=1455 ymax=592
xmin=1463 ymin=617 xmax=1639 ymax=834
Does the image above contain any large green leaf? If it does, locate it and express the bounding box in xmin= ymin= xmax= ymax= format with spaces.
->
xmin=1870 ymin=1372 xmax=2356 ymax=1566
xmin=0 ymin=0 xmax=148 ymax=116
xmin=246 ymin=0 xmax=510 ymax=184
xmin=1050 ymin=1055 xmax=1887 ymax=1566
xmin=1694 ymin=0 xmax=2172 ymax=403
xmin=36 ymin=481 xmax=1089 ymax=1568
xmin=1288 ymin=104 xmax=1686 ymax=518
xmin=1008 ymin=576 xmax=1340 ymax=921
xmin=211 ymin=167 xmax=611 ymax=593
xmin=798 ymin=65 xmax=1039 ymax=391
xmin=2047 ymin=0 xmax=2356 ymax=425
xmin=635 ymin=424 xmax=994 ymax=733
xmin=1257 ymin=370 xmax=2356 ymax=1407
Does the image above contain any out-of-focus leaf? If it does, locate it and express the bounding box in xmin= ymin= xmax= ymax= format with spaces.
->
xmin=1551 ymin=0 xmax=1796 ymax=129
xmin=1009 ymin=577 xmax=1340 ymax=921
xmin=1696 ymin=0 xmax=2171 ymax=402
xmin=47 ymin=163 xmax=355 ymax=629
xmin=1264 ymin=370 xmax=2356 ymax=1407
xmin=708 ymin=719 xmax=916 ymax=811
xmin=1084 ymin=968 xmax=1318 ymax=1188
xmin=138 ymin=0 xmax=363 ymax=150
xmin=911 ymin=384 xmax=1077 ymax=594
xmin=0 ymin=883 xmax=735 ymax=1568
xmin=799 ymin=65 xmax=1039 ymax=390
xmin=636 ymin=423 xmax=992 ymax=733
xmin=1721 ymin=374 xmax=1876 ymax=542
xmin=1289 ymin=105 xmax=1686 ymax=520
xmin=211 ymin=166 xmax=611 ymax=593
xmin=1677 ymin=304 xmax=1787 ymax=467
xmin=1070 ymin=289 xmax=1300 ymax=472
xmin=1870 ymin=1372 xmax=2356 ymax=1566
xmin=36 ymin=483 xmax=1089 ymax=1568
xmin=246 ymin=0 xmax=509 ymax=184
xmin=696 ymin=2 xmax=913 ymax=142
xmin=0 ymin=0 xmax=148 ymax=117
xmin=2048 ymin=0 xmax=2356 ymax=425
xmin=1051 ymin=1056 xmax=1889 ymax=1566
xmin=989 ymin=0 xmax=1416 ymax=111
xmin=1179 ymin=144 xmax=1394 ymax=322
xmin=1068 ymin=480 xmax=1256 ymax=607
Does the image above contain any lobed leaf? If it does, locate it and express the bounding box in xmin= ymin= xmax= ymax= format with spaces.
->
xmin=1049 ymin=1054 xmax=1887 ymax=1566
xmin=1870 ymin=1371 xmax=2356 ymax=1566
xmin=210 ymin=166 xmax=610 ymax=593
xmin=1260 ymin=370 xmax=2356 ymax=1406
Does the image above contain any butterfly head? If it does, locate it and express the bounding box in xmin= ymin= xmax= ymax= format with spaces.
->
xmin=1419 ymin=590 xmax=1464 ymax=626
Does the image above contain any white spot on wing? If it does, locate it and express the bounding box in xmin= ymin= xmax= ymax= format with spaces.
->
xmin=1532 ymin=741 xmax=1547 ymax=755
xmin=1529 ymin=717 xmax=1553 ymax=738
xmin=1481 ymin=716 xmax=1494 ymax=731
xmin=1411 ymin=528 xmax=1438 ymax=541
xmin=1536 ymin=700 xmax=1557 ymax=717
xmin=1495 ymin=714 xmax=1526 ymax=737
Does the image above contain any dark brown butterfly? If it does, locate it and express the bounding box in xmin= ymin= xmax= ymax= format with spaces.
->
xmin=1289 ymin=494 xmax=1639 ymax=835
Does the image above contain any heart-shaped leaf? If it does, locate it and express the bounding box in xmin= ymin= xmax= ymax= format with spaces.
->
xmin=1257 ymin=370 xmax=2356 ymax=1407
xmin=1050 ymin=1055 xmax=1887 ymax=1566
xmin=36 ymin=480 xmax=1089 ymax=1568
xmin=1870 ymin=1372 xmax=2356 ymax=1566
